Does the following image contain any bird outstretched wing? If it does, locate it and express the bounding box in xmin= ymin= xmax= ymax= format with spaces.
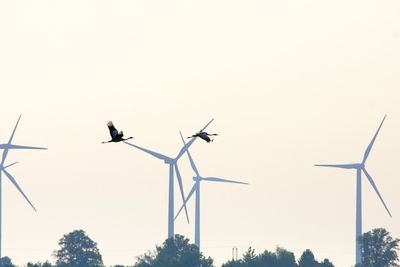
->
xmin=107 ymin=121 xmax=118 ymax=138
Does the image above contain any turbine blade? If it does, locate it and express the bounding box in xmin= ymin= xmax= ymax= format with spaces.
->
xmin=179 ymin=132 xmax=200 ymax=177
xmin=1 ymin=115 xmax=22 ymax=164
xmin=123 ymin=141 xmax=172 ymax=162
xmin=202 ymin=177 xmax=248 ymax=185
xmin=174 ymin=164 xmax=190 ymax=224
xmin=2 ymin=169 xmax=37 ymax=211
xmin=199 ymin=118 xmax=214 ymax=132
xmin=314 ymin=164 xmax=358 ymax=169
xmin=363 ymin=115 xmax=386 ymax=164
xmin=362 ymin=168 xmax=392 ymax=217
xmin=8 ymin=114 xmax=22 ymax=145
xmin=174 ymin=183 xmax=197 ymax=220
xmin=176 ymin=138 xmax=195 ymax=160
xmin=0 ymin=144 xmax=47 ymax=150
xmin=4 ymin=162 xmax=18 ymax=169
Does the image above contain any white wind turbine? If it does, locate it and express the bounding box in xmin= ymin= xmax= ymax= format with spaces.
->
xmin=175 ymin=132 xmax=248 ymax=250
xmin=123 ymin=119 xmax=214 ymax=238
xmin=315 ymin=115 xmax=392 ymax=265
xmin=0 ymin=115 xmax=47 ymax=259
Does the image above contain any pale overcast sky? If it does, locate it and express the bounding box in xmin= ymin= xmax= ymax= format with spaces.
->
xmin=0 ymin=1 xmax=400 ymax=266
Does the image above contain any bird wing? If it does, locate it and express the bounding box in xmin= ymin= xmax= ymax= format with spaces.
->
xmin=107 ymin=121 xmax=118 ymax=138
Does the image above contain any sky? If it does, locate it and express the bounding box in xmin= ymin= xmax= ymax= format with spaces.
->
xmin=0 ymin=0 xmax=400 ymax=266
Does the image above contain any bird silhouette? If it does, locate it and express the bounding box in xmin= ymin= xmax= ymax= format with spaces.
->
xmin=102 ymin=121 xmax=133 ymax=143
xmin=187 ymin=132 xmax=218 ymax=143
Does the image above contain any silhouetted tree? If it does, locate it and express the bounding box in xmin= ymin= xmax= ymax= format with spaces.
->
xmin=134 ymin=234 xmax=214 ymax=267
xmin=221 ymin=247 xmax=334 ymax=267
xmin=299 ymin=249 xmax=318 ymax=267
xmin=221 ymin=260 xmax=242 ymax=267
xmin=319 ymin=259 xmax=334 ymax=267
xmin=0 ymin=257 xmax=15 ymax=267
xmin=27 ymin=262 xmax=53 ymax=267
xmin=258 ymin=250 xmax=278 ymax=266
xmin=53 ymin=229 xmax=104 ymax=267
xmin=221 ymin=248 xmax=277 ymax=267
xmin=276 ymin=247 xmax=297 ymax=267
xmin=358 ymin=228 xmax=399 ymax=267
xmin=242 ymin=247 xmax=258 ymax=267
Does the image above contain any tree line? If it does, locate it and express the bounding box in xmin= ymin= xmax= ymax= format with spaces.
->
xmin=0 ymin=228 xmax=398 ymax=267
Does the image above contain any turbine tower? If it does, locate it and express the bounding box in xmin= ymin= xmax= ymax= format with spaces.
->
xmin=315 ymin=115 xmax=392 ymax=265
xmin=123 ymin=119 xmax=214 ymax=238
xmin=0 ymin=115 xmax=47 ymax=259
xmin=175 ymin=132 xmax=247 ymax=250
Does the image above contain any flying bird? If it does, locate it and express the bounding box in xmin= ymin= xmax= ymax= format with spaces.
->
xmin=187 ymin=131 xmax=218 ymax=143
xmin=102 ymin=121 xmax=133 ymax=143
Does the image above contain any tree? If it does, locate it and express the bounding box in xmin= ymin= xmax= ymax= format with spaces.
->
xmin=319 ymin=259 xmax=334 ymax=267
xmin=258 ymin=250 xmax=277 ymax=266
xmin=242 ymin=247 xmax=258 ymax=267
xmin=0 ymin=257 xmax=15 ymax=267
xmin=53 ymin=229 xmax=104 ymax=267
xmin=221 ymin=247 xmax=334 ymax=267
xmin=27 ymin=262 xmax=53 ymax=267
xmin=358 ymin=228 xmax=400 ymax=267
xmin=221 ymin=260 xmax=242 ymax=267
xmin=134 ymin=234 xmax=214 ymax=267
xmin=299 ymin=249 xmax=318 ymax=267
xmin=276 ymin=247 xmax=297 ymax=267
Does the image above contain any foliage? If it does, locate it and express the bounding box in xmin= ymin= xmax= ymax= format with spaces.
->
xmin=319 ymin=259 xmax=334 ymax=267
xmin=134 ymin=234 xmax=214 ymax=267
xmin=221 ymin=247 xmax=334 ymax=267
xmin=298 ymin=249 xmax=318 ymax=267
xmin=26 ymin=261 xmax=54 ymax=267
xmin=53 ymin=229 xmax=104 ymax=267
xmin=0 ymin=257 xmax=15 ymax=267
xmin=358 ymin=228 xmax=400 ymax=267
xmin=276 ymin=247 xmax=297 ymax=267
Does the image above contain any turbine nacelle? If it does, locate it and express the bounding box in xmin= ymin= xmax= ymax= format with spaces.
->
xmin=165 ymin=159 xmax=175 ymax=164
xmin=193 ymin=176 xmax=201 ymax=182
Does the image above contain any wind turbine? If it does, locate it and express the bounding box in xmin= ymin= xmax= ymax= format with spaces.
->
xmin=0 ymin=115 xmax=47 ymax=259
xmin=175 ymin=131 xmax=248 ymax=250
xmin=315 ymin=115 xmax=391 ymax=266
xmin=123 ymin=119 xmax=214 ymax=238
